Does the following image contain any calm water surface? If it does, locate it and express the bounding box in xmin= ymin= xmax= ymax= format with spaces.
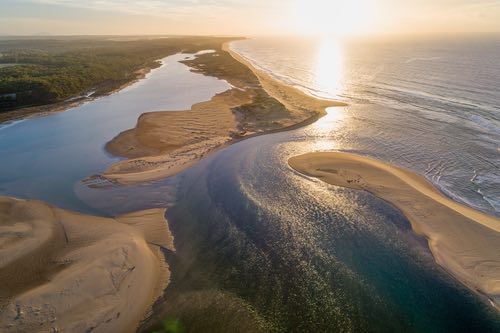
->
xmin=81 ymin=109 xmax=500 ymax=332
xmin=0 ymin=51 xmax=229 ymax=212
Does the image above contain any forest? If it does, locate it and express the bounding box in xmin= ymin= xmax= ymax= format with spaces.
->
xmin=0 ymin=36 xmax=233 ymax=110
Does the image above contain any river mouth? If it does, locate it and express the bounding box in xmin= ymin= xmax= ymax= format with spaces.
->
xmin=77 ymin=108 xmax=500 ymax=332
xmin=1 ymin=40 xmax=499 ymax=331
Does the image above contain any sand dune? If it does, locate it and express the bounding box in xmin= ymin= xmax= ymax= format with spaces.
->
xmin=289 ymin=152 xmax=500 ymax=309
xmin=0 ymin=196 xmax=174 ymax=333
xmin=102 ymin=88 xmax=249 ymax=184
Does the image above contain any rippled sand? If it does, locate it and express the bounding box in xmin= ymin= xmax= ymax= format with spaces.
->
xmin=0 ymin=197 xmax=173 ymax=333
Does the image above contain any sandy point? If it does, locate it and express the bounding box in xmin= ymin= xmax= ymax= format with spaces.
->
xmin=289 ymin=151 xmax=500 ymax=310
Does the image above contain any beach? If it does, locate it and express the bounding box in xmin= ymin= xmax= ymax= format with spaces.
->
xmin=289 ymin=152 xmax=500 ymax=309
xmin=0 ymin=196 xmax=173 ymax=333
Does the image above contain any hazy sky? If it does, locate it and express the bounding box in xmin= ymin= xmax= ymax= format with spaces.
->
xmin=1 ymin=0 xmax=500 ymax=36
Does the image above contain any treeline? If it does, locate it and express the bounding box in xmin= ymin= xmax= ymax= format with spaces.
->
xmin=0 ymin=37 xmax=233 ymax=110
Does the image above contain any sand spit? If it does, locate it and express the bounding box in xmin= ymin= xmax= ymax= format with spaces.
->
xmin=0 ymin=196 xmax=174 ymax=333
xmin=102 ymin=88 xmax=250 ymax=184
xmin=100 ymin=42 xmax=345 ymax=185
xmin=289 ymin=152 xmax=500 ymax=309
xmin=222 ymin=42 xmax=345 ymax=122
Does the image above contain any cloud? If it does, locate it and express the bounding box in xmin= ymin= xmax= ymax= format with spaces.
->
xmin=26 ymin=0 xmax=275 ymax=19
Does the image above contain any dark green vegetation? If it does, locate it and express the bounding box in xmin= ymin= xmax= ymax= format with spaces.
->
xmin=0 ymin=36 xmax=235 ymax=110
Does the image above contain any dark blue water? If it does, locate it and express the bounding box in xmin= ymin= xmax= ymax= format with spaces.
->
xmin=161 ymin=130 xmax=500 ymax=332
xmin=0 ymin=38 xmax=498 ymax=332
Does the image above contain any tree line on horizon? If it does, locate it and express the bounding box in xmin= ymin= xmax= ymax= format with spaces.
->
xmin=0 ymin=37 xmax=232 ymax=110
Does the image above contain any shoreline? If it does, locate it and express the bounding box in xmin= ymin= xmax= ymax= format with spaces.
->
xmin=0 ymin=196 xmax=175 ymax=332
xmin=222 ymin=42 xmax=345 ymax=117
xmin=288 ymin=151 xmax=500 ymax=310
xmin=100 ymin=41 xmax=346 ymax=185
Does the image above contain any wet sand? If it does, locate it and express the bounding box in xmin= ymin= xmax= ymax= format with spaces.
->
xmin=0 ymin=196 xmax=174 ymax=333
xmin=289 ymin=152 xmax=500 ymax=309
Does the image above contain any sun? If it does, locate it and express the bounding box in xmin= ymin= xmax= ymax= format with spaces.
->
xmin=293 ymin=0 xmax=376 ymax=36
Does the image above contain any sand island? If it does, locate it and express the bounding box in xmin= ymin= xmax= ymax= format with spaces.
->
xmin=289 ymin=152 xmax=500 ymax=309
xmin=0 ymin=38 xmax=345 ymax=331
xmin=1 ymin=35 xmax=498 ymax=332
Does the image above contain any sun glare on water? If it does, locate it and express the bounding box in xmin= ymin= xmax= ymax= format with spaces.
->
xmin=314 ymin=37 xmax=343 ymax=97
xmin=294 ymin=0 xmax=375 ymax=36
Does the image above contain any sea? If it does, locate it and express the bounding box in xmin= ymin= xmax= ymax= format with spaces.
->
xmin=230 ymin=36 xmax=500 ymax=217
xmin=82 ymin=36 xmax=500 ymax=332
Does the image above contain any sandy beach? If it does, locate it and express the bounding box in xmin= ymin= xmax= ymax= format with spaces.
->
xmin=0 ymin=196 xmax=174 ymax=333
xmin=100 ymin=41 xmax=346 ymax=185
xmin=222 ymin=42 xmax=345 ymax=123
xmin=0 ymin=40 xmax=348 ymax=332
xmin=289 ymin=152 xmax=500 ymax=309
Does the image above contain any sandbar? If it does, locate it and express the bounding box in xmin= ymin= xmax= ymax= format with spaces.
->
xmin=288 ymin=152 xmax=500 ymax=309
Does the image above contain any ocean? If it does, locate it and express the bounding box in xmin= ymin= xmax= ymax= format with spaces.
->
xmin=230 ymin=36 xmax=500 ymax=216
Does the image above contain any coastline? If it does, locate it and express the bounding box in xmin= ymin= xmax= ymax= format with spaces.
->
xmin=100 ymin=41 xmax=346 ymax=185
xmin=0 ymin=36 xmax=498 ymax=331
xmin=0 ymin=196 xmax=174 ymax=333
xmin=222 ymin=42 xmax=345 ymax=120
xmin=288 ymin=152 xmax=500 ymax=310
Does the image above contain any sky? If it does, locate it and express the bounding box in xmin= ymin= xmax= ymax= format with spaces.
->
xmin=1 ymin=0 xmax=500 ymax=36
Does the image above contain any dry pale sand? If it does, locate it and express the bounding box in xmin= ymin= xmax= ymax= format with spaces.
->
xmin=99 ymin=42 xmax=346 ymax=186
xmin=0 ymin=196 xmax=174 ymax=333
xmin=289 ymin=152 xmax=500 ymax=309
xmin=102 ymin=88 xmax=250 ymax=185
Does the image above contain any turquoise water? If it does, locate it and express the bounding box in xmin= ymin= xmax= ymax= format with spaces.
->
xmin=0 ymin=52 xmax=230 ymax=213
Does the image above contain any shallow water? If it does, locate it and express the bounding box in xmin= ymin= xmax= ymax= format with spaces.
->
xmin=0 ymin=52 xmax=230 ymax=212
